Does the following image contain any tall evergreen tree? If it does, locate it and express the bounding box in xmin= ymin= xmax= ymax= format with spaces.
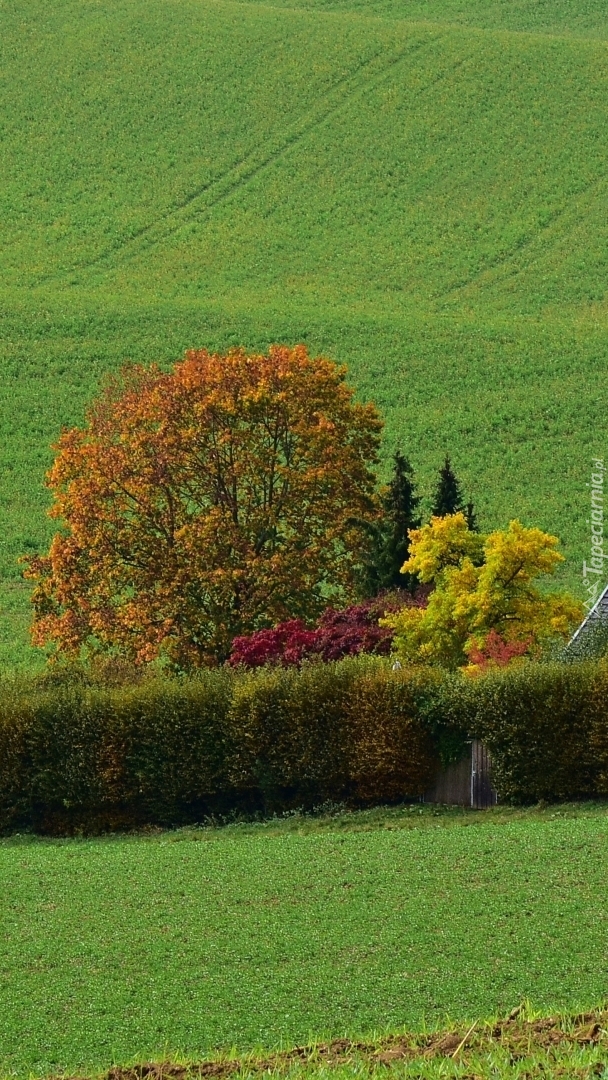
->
xmin=431 ymin=455 xmax=465 ymax=517
xmin=430 ymin=455 xmax=479 ymax=531
xmin=364 ymin=451 xmax=421 ymax=594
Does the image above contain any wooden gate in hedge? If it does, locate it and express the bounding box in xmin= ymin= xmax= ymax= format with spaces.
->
xmin=425 ymin=739 xmax=497 ymax=808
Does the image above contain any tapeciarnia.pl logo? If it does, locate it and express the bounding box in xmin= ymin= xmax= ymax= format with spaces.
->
xmin=583 ymin=457 xmax=607 ymax=611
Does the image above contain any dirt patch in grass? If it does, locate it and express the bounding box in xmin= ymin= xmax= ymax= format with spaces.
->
xmin=69 ymin=1009 xmax=608 ymax=1080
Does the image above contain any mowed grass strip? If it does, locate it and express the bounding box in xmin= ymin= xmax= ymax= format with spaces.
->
xmin=0 ymin=805 xmax=607 ymax=1077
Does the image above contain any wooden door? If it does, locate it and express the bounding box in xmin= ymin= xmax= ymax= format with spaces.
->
xmin=471 ymin=739 xmax=497 ymax=809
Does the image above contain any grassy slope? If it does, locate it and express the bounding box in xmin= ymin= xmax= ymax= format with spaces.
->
xmin=1 ymin=804 xmax=607 ymax=1076
xmin=2 ymin=0 xmax=608 ymax=664
xmin=238 ymin=0 xmax=608 ymax=35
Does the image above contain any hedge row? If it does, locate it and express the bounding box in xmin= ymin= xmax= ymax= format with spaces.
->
xmin=0 ymin=658 xmax=440 ymax=833
xmin=0 ymin=657 xmax=606 ymax=833
xmin=466 ymin=661 xmax=608 ymax=803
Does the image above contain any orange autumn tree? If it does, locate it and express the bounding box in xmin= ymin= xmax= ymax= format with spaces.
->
xmin=24 ymin=345 xmax=383 ymax=667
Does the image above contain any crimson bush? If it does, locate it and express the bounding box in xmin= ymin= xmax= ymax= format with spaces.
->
xmin=228 ymin=591 xmax=427 ymax=668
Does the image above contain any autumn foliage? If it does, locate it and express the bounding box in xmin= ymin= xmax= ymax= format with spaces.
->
xmin=384 ymin=513 xmax=583 ymax=670
xmin=228 ymin=591 xmax=427 ymax=668
xmin=466 ymin=629 xmax=531 ymax=674
xmin=24 ymin=346 xmax=382 ymax=667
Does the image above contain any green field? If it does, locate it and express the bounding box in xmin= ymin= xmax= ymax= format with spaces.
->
xmin=0 ymin=804 xmax=607 ymax=1077
xmin=3 ymin=0 xmax=608 ymax=665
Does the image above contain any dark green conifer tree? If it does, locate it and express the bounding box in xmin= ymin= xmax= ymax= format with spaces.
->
xmin=431 ymin=455 xmax=465 ymax=517
xmin=364 ymin=451 xmax=421 ymax=594
xmin=431 ymin=455 xmax=479 ymax=531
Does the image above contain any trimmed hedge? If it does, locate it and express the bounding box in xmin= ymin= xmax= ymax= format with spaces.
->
xmin=0 ymin=658 xmax=440 ymax=833
xmin=228 ymin=660 xmax=439 ymax=807
xmin=0 ymin=671 xmax=236 ymax=832
xmin=0 ymin=657 xmax=607 ymax=834
xmin=467 ymin=661 xmax=608 ymax=803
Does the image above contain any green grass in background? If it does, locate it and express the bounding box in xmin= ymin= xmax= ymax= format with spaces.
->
xmin=2 ymin=0 xmax=608 ymax=663
xmin=0 ymin=804 xmax=607 ymax=1077
xmin=234 ymin=0 xmax=608 ymax=34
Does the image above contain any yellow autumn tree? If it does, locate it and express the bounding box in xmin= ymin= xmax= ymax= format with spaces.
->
xmin=383 ymin=514 xmax=583 ymax=670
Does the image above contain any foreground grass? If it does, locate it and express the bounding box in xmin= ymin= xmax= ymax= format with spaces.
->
xmin=1 ymin=803 xmax=607 ymax=1077
xmin=54 ymin=1006 xmax=608 ymax=1080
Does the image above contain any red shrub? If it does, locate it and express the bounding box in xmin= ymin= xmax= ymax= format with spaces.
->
xmin=228 ymin=590 xmax=428 ymax=668
xmin=228 ymin=620 xmax=317 ymax=668
xmin=315 ymin=597 xmax=399 ymax=661
xmin=467 ymin=629 xmax=531 ymax=672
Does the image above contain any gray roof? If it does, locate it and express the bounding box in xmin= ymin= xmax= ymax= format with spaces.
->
xmin=566 ymin=581 xmax=608 ymax=658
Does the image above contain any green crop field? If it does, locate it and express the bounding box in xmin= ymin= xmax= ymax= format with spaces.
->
xmin=3 ymin=0 xmax=608 ymax=665
xmin=0 ymin=804 xmax=607 ymax=1077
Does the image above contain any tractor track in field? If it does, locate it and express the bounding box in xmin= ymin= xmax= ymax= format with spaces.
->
xmin=437 ymin=171 xmax=608 ymax=305
xmin=40 ymin=30 xmax=475 ymax=285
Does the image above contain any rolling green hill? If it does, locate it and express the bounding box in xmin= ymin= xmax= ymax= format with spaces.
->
xmin=2 ymin=0 xmax=608 ymax=665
